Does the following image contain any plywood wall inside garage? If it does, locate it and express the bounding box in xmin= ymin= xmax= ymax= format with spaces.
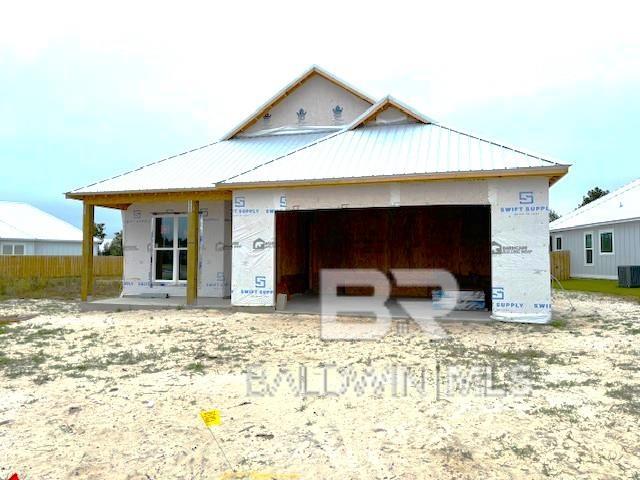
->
xmin=276 ymin=205 xmax=491 ymax=298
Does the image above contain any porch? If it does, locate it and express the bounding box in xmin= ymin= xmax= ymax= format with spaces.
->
xmin=70 ymin=190 xmax=233 ymax=306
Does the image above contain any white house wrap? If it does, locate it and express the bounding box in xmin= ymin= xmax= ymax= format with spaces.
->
xmin=489 ymin=178 xmax=552 ymax=323
xmin=68 ymin=65 xmax=569 ymax=323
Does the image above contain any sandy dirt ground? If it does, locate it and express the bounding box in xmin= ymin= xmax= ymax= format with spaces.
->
xmin=1 ymin=292 xmax=639 ymax=479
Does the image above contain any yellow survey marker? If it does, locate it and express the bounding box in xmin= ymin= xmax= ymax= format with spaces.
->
xmin=200 ymin=409 xmax=222 ymax=427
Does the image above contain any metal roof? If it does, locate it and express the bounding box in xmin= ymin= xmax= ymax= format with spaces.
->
xmin=0 ymin=202 xmax=83 ymax=242
xmin=221 ymin=122 xmax=568 ymax=186
xmin=68 ymin=67 xmax=569 ymax=197
xmin=550 ymin=179 xmax=640 ymax=231
xmin=70 ymin=133 xmax=326 ymax=194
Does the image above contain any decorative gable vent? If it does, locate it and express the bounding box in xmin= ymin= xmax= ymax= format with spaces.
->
xmin=332 ymin=104 xmax=343 ymax=123
xmin=296 ymin=108 xmax=307 ymax=124
xmin=263 ymin=112 xmax=271 ymax=126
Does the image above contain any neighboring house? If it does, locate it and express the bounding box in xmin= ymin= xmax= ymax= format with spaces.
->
xmin=550 ymin=179 xmax=640 ymax=280
xmin=67 ymin=65 xmax=569 ymax=323
xmin=0 ymin=201 xmax=97 ymax=255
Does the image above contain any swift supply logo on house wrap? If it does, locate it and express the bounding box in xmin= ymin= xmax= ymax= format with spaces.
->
xmin=233 ymin=195 xmax=260 ymax=216
xmin=499 ymin=192 xmax=549 ymax=216
xmin=489 ymin=178 xmax=552 ymax=324
xmin=231 ymin=190 xmax=283 ymax=306
xmin=491 ymin=284 xmax=551 ymax=320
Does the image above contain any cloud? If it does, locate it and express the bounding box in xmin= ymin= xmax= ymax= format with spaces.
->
xmin=1 ymin=0 xmax=638 ymax=137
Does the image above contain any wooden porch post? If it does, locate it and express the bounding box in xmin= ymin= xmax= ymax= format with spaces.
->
xmin=81 ymin=202 xmax=94 ymax=301
xmin=186 ymin=200 xmax=199 ymax=305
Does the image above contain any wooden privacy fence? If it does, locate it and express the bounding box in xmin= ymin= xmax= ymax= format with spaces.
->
xmin=0 ymin=256 xmax=123 ymax=279
xmin=550 ymin=250 xmax=570 ymax=281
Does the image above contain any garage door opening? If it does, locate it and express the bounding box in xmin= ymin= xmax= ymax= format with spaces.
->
xmin=275 ymin=205 xmax=491 ymax=315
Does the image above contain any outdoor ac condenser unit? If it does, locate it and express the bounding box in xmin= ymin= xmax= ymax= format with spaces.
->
xmin=618 ymin=266 xmax=640 ymax=288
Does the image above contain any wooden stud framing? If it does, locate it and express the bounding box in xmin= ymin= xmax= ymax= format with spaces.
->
xmin=81 ymin=202 xmax=94 ymax=301
xmin=186 ymin=200 xmax=199 ymax=305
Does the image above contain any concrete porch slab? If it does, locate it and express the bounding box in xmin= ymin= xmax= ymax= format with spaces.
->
xmin=281 ymin=294 xmax=493 ymax=322
xmin=81 ymin=296 xmax=232 ymax=312
xmin=81 ymin=294 xmax=492 ymax=323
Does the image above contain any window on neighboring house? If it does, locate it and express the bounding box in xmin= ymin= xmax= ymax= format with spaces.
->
xmin=153 ymin=216 xmax=188 ymax=282
xmin=1 ymin=244 xmax=26 ymax=255
xmin=599 ymin=231 xmax=614 ymax=254
xmin=555 ymin=236 xmax=562 ymax=251
xmin=584 ymin=233 xmax=593 ymax=265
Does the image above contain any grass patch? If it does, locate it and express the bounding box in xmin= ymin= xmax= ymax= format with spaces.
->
xmin=606 ymin=384 xmax=640 ymax=416
xmin=553 ymin=278 xmax=640 ymax=300
xmin=186 ymin=362 xmax=206 ymax=374
xmin=17 ymin=327 xmax=71 ymax=344
xmin=533 ymin=403 xmax=579 ymax=422
xmin=0 ymin=276 xmax=122 ymax=301
xmin=549 ymin=318 xmax=568 ymax=329
xmin=0 ymin=350 xmax=49 ymax=379
xmin=47 ymin=347 xmax=166 ymax=379
xmin=546 ymin=378 xmax=599 ymax=389
xmin=510 ymin=444 xmax=536 ymax=459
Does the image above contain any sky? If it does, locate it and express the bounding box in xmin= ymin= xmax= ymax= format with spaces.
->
xmin=1 ymin=0 xmax=638 ymax=235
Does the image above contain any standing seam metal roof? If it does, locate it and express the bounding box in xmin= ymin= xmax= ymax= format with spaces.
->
xmin=220 ymin=123 xmax=566 ymax=185
xmin=550 ymin=179 xmax=640 ymax=231
xmin=70 ymin=132 xmax=327 ymax=194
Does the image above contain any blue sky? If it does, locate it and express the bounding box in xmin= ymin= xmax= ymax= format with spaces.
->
xmin=1 ymin=1 xmax=638 ymax=236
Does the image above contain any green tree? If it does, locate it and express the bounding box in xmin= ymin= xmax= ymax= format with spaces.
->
xmin=549 ymin=209 xmax=560 ymax=222
xmin=93 ymin=222 xmax=106 ymax=242
xmin=106 ymin=230 xmax=123 ymax=256
xmin=579 ymin=187 xmax=609 ymax=208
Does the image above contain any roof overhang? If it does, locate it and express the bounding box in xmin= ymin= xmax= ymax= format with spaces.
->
xmin=550 ymin=216 xmax=640 ymax=233
xmin=65 ymin=188 xmax=232 ymax=209
xmin=225 ymin=165 xmax=570 ymax=190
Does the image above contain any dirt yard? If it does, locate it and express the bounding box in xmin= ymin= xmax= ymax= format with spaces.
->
xmin=1 ymin=292 xmax=639 ymax=479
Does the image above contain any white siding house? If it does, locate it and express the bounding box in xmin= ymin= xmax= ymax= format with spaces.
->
xmin=550 ymin=179 xmax=640 ymax=279
xmin=0 ymin=202 xmax=97 ymax=256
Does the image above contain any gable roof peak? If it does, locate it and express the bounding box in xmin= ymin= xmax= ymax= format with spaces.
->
xmin=222 ymin=65 xmax=376 ymax=141
xmin=345 ymin=95 xmax=436 ymax=131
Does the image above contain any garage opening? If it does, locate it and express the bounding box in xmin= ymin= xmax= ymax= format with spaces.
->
xmin=275 ymin=205 xmax=491 ymax=314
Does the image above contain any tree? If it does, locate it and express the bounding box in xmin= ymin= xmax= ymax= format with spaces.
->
xmin=579 ymin=187 xmax=609 ymax=208
xmin=549 ymin=209 xmax=560 ymax=222
xmin=104 ymin=231 xmax=123 ymax=256
xmin=93 ymin=222 xmax=106 ymax=242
